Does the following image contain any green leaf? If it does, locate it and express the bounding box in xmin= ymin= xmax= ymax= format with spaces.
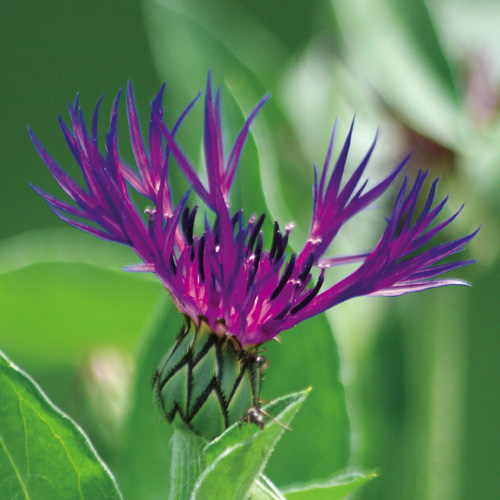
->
xmin=0 ymin=349 xmax=122 ymax=500
xmin=192 ymin=390 xmax=309 ymax=500
xmin=0 ymin=228 xmax=143 ymax=277
xmin=0 ymin=230 xmax=161 ymax=366
xmin=114 ymin=296 xmax=181 ymax=500
xmin=333 ymin=0 xmax=463 ymax=149
xmin=143 ymin=0 xmax=286 ymax=101
xmin=247 ymin=475 xmax=286 ymax=500
xmin=260 ymin=314 xmax=351 ymax=486
xmin=168 ymin=429 xmax=206 ymax=500
xmin=283 ymin=471 xmax=377 ymax=500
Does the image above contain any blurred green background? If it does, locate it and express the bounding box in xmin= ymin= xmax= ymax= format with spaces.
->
xmin=2 ymin=0 xmax=499 ymax=499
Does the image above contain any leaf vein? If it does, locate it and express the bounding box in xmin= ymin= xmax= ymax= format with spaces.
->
xmin=6 ymin=372 xmax=85 ymax=498
xmin=0 ymin=432 xmax=31 ymax=500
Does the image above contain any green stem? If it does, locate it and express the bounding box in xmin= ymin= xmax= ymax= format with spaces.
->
xmin=168 ymin=428 xmax=206 ymax=500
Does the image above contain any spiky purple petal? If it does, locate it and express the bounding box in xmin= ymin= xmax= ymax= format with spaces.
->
xmin=31 ymin=79 xmax=477 ymax=346
xmin=282 ymin=174 xmax=478 ymax=331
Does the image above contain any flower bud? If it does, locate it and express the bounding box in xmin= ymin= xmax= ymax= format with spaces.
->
xmin=153 ymin=316 xmax=266 ymax=441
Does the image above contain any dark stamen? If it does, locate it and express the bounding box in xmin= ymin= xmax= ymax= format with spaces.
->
xmin=270 ymin=221 xmax=280 ymax=260
xmin=247 ymin=214 xmax=265 ymax=253
xmin=187 ymin=206 xmax=198 ymax=238
xmin=231 ymin=210 xmax=243 ymax=230
xmin=290 ymin=272 xmax=324 ymax=314
xmin=188 ymin=206 xmax=198 ymax=260
xmin=181 ymin=206 xmax=190 ymax=240
xmin=276 ymin=230 xmax=290 ymax=262
xmin=274 ymin=234 xmax=286 ymax=263
xmin=169 ymin=254 xmax=177 ymax=275
xmin=298 ymin=253 xmax=314 ymax=282
xmin=254 ymin=231 xmax=263 ymax=269
xmin=181 ymin=205 xmax=198 ymax=248
xmin=213 ymin=216 xmax=220 ymax=246
xmin=146 ymin=210 xmax=155 ymax=233
xmin=246 ymin=231 xmax=263 ymax=293
xmin=274 ymin=302 xmax=292 ymax=320
xmin=270 ymin=252 xmax=296 ymax=300
xmin=198 ymin=235 xmax=206 ymax=282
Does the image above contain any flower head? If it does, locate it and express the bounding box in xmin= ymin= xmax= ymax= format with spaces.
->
xmin=30 ymin=76 xmax=477 ymax=348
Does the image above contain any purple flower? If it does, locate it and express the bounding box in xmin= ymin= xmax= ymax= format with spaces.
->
xmin=30 ymin=76 xmax=477 ymax=347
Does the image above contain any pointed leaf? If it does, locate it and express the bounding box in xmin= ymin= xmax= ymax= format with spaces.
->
xmin=260 ymin=313 xmax=351 ymax=485
xmin=247 ymin=474 xmax=287 ymax=500
xmin=168 ymin=429 xmax=206 ymax=500
xmin=0 ymin=349 xmax=122 ymax=500
xmin=192 ymin=390 xmax=310 ymax=500
xmin=283 ymin=471 xmax=377 ymax=500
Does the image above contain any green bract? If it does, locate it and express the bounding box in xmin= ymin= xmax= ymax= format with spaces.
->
xmin=153 ymin=317 xmax=266 ymax=441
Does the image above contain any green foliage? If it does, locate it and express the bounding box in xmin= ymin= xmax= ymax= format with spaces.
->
xmin=160 ymin=391 xmax=311 ymax=500
xmin=0 ymin=350 xmax=122 ymax=500
xmin=283 ymin=472 xmax=377 ymax=500
xmin=114 ymin=297 xmax=180 ymax=500
xmin=332 ymin=0 xmax=462 ymax=149
xmin=143 ymin=0 xmax=295 ymax=99
xmin=192 ymin=391 xmax=309 ymax=500
xmin=0 ymin=230 xmax=161 ymax=366
xmin=257 ymin=314 xmax=351 ymax=486
xmin=247 ymin=475 xmax=287 ymax=500
xmin=169 ymin=429 xmax=206 ymax=500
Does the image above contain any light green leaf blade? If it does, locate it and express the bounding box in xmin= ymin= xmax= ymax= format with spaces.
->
xmin=0 ymin=230 xmax=161 ymax=366
xmin=114 ymin=296 xmax=181 ymax=500
xmin=0 ymin=349 xmax=122 ymax=500
xmin=203 ymin=392 xmax=307 ymax=466
xmin=247 ymin=475 xmax=287 ymax=500
xmin=0 ymin=228 xmax=143 ymax=277
xmin=333 ymin=0 xmax=462 ymax=149
xmin=168 ymin=429 xmax=206 ymax=500
xmin=143 ymin=0 xmax=287 ymax=100
xmin=283 ymin=471 xmax=377 ymax=500
xmin=192 ymin=390 xmax=310 ymax=500
xmin=260 ymin=314 xmax=351 ymax=486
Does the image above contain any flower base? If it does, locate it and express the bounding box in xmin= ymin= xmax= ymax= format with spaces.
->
xmin=153 ymin=316 xmax=266 ymax=441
